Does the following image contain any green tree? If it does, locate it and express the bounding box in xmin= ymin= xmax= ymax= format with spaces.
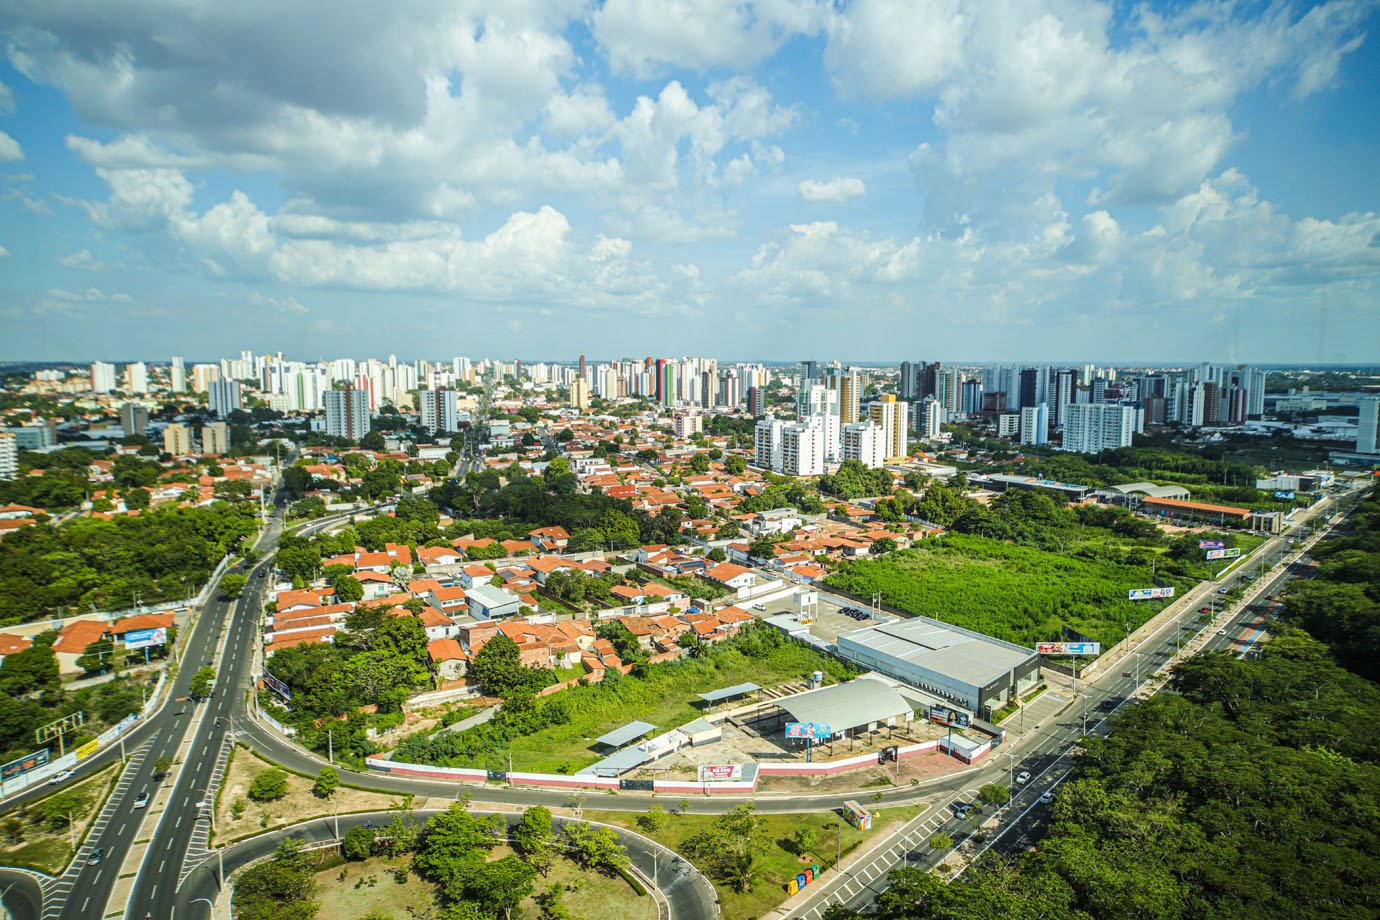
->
xmin=562 ymin=821 xmax=628 ymax=875
xmin=513 ymin=805 xmax=554 ymax=874
xmin=928 ymin=831 xmax=953 ymax=851
xmin=0 ymin=644 xmax=60 ymax=696
xmin=684 ymin=804 xmax=763 ymax=892
xmin=637 ymin=804 xmax=669 ymax=834
xmin=248 ymin=768 xmax=290 ymax=802
xmin=221 ymin=572 xmax=248 ymax=599
xmin=977 ymin=783 xmax=1010 ymax=807
xmin=341 ymin=825 xmax=376 ymax=859
xmin=234 ymin=838 xmax=319 ymax=920
xmin=360 ymin=430 xmax=386 ymax=451
xmin=790 ymin=825 xmax=818 ymax=856
xmin=331 ymin=574 xmax=364 ymax=603
xmin=125 ymin=487 xmax=151 ymax=510
xmin=76 ymin=638 xmax=116 ymax=676
xmin=473 ymin=855 xmax=537 ymax=920
xmin=189 ymin=665 xmax=216 ymax=699
xmin=312 ymin=766 xmax=340 ymax=798
xmin=32 ymin=791 xmax=82 ymax=831
xmin=724 ymin=454 xmax=747 ymax=475
xmin=871 ymin=537 xmax=897 ymax=554
xmin=468 ymin=634 xmax=547 ymax=699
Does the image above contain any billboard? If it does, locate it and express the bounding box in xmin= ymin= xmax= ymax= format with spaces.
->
xmin=842 ymin=800 xmax=873 ymax=831
xmin=1206 ymin=547 xmax=1242 ymax=560
xmin=927 ymin=706 xmax=971 ymax=728
xmin=1 ymin=748 xmax=49 ymax=781
xmin=784 ymin=722 xmax=833 ymax=741
xmin=76 ymin=739 xmax=100 ymax=760
xmin=1128 ymin=587 xmax=1176 ymax=601
xmin=1198 ymin=539 xmax=1225 ymax=549
xmin=123 ymin=627 xmax=167 ymax=650
xmin=261 ymin=670 xmax=292 ymax=700
xmin=1274 ymin=491 xmax=1295 ymax=500
xmin=1036 ymin=642 xmax=1101 ymax=656
xmin=698 ymin=764 xmax=743 ymax=782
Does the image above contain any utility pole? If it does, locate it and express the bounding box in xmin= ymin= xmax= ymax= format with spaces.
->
xmin=327 ymin=728 xmax=333 ymax=765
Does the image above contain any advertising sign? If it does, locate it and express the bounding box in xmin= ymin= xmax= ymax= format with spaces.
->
xmin=927 ymin=706 xmax=971 ymax=728
xmin=75 ymin=739 xmax=99 ymax=760
xmin=1274 ymin=491 xmax=1296 ymax=500
xmin=1198 ymin=539 xmax=1225 ymax=549
xmin=1 ymin=748 xmax=49 ymax=781
xmin=784 ymin=721 xmax=833 ymax=741
xmin=697 ymin=764 xmax=743 ymax=782
xmin=123 ymin=627 xmax=167 ymax=650
xmin=1206 ymin=547 xmax=1242 ymax=560
xmin=1128 ymin=587 xmax=1176 ymax=601
xmin=1036 ymin=642 xmax=1102 ymax=656
xmin=261 ymin=670 xmax=292 ymax=701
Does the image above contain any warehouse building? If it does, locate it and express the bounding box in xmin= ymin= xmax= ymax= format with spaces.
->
xmin=835 ymin=617 xmax=1039 ymax=718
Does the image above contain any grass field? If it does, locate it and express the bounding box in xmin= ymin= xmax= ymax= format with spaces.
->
xmin=586 ymin=802 xmax=927 ymax=920
xmin=825 ymin=533 xmax=1194 ymax=650
xmin=0 ymin=763 xmax=119 ymax=874
xmin=393 ymin=628 xmax=852 ymax=773
xmin=312 ymin=844 xmax=640 ymax=920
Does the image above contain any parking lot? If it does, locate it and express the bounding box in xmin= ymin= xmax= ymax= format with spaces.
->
xmin=748 ymin=587 xmax=894 ymax=644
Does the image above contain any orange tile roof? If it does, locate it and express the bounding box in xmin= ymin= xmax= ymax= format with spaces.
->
xmin=52 ymin=619 xmax=108 ymax=653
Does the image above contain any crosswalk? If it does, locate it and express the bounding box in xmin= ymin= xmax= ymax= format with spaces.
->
xmin=40 ymin=741 xmax=152 ymax=919
xmin=177 ymin=734 xmax=234 ymax=889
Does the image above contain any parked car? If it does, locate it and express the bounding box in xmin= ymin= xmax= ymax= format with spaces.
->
xmin=953 ymin=803 xmax=974 ymax=819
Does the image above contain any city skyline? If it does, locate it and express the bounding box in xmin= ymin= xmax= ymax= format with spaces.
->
xmin=1 ymin=2 xmax=1378 ymax=362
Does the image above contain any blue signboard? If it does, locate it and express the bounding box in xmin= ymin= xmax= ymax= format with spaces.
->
xmin=1 ymin=748 xmax=49 ymax=781
xmin=1274 ymin=491 xmax=1295 ymax=499
xmin=124 ymin=627 xmax=167 ymax=650
xmin=785 ymin=721 xmax=833 ymax=741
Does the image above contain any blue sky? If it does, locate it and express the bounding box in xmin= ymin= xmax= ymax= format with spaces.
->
xmin=1 ymin=0 xmax=1377 ymax=364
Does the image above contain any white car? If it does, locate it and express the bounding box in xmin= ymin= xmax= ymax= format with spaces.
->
xmin=1015 ymin=771 xmax=1031 ymax=785
xmin=1217 ymin=628 xmax=1227 ymax=636
xmin=48 ymin=770 xmax=74 ymax=785
xmin=1039 ymin=791 xmax=1056 ymax=804
xmin=750 ymin=604 xmax=766 ymax=611
xmin=134 ymin=791 xmax=150 ymax=808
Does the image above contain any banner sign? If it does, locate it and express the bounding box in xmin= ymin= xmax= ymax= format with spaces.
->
xmin=1274 ymin=491 xmax=1295 ymax=500
xmin=1037 ymin=642 xmax=1101 ymax=656
xmin=927 ymin=706 xmax=971 ymax=728
xmin=1128 ymin=587 xmax=1175 ymax=601
xmin=123 ymin=627 xmax=167 ymax=650
xmin=1206 ymin=548 xmax=1242 ymax=560
xmin=784 ymin=721 xmax=833 ymax=741
xmin=261 ymin=671 xmax=292 ymax=700
xmin=1198 ymin=539 xmax=1225 ymax=549
xmin=698 ymin=764 xmax=743 ymax=782
xmin=75 ymin=739 xmax=99 ymax=760
xmin=1 ymin=748 xmax=49 ymax=781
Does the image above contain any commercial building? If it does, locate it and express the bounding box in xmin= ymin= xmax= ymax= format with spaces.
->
xmin=324 ymin=385 xmax=371 ymax=442
xmin=163 ymin=422 xmax=192 ymax=456
xmin=418 ymin=386 xmax=459 ymax=435
xmin=1140 ymin=496 xmax=1251 ymax=526
xmin=772 ymin=676 xmax=916 ymax=739
xmin=1063 ymin=403 xmax=1136 ymax=453
xmin=208 ymin=379 xmax=243 ymax=418
xmin=973 ymin=473 xmax=1095 ymax=503
xmin=119 ymin=403 xmax=150 ymax=437
xmin=835 ymin=616 xmax=1040 ymax=717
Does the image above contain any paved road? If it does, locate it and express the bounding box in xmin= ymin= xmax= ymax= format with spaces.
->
xmin=175 ymin=809 xmax=718 ymax=920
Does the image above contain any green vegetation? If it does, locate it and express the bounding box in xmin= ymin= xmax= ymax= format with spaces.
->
xmin=0 ymin=504 xmax=258 ymax=625
xmin=234 ymin=838 xmax=319 ymax=920
xmin=0 ymin=651 xmax=153 ymax=762
xmin=261 ymin=606 xmax=434 ymax=766
xmin=248 ymin=768 xmax=290 ymax=802
xmin=824 ymin=488 xmax=1380 ymax=920
xmin=0 ymin=763 xmax=118 ymax=873
xmin=826 ymin=533 xmax=1191 ymax=650
xmin=392 ymin=625 xmax=853 ymax=773
xmin=818 ymin=460 xmax=894 ymax=499
xmin=189 ymin=665 xmax=216 ymax=700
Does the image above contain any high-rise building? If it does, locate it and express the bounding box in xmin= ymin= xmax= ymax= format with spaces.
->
xmin=801 ymin=361 xmax=819 ymax=384
xmin=325 ymin=385 xmax=371 ymax=442
xmin=0 ymin=432 xmax=16 ymax=481
xmin=123 ymin=361 xmax=149 ymax=395
xmin=419 ymin=387 xmax=459 ymax=434
xmin=898 ymin=362 xmax=917 ymax=402
xmin=3 ymin=422 xmax=54 ymax=450
xmin=1063 ymin=403 xmax=1136 ymax=453
xmin=1052 ymin=369 xmax=1078 ymax=427
xmin=754 ymin=418 xmax=784 ymax=471
xmin=867 ymin=395 xmax=909 ymax=460
xmin=578 ymin=354 xmax=586 ymax=378
xmin=569 ymin=378 xmax=590 ymax=411
xmin=832 ymin=370 xmax=860 ymax=424
xmin=208 ymin=379 xmax=243 ymax=418
xmin=1019 ymin=403 xmax=1049 ymax=446
xmin=90 ymin=361 xmax=117 ymax=393
xmin=1018 ymin=367 xmax=1039 ymax=409
xmin=163 ymin=422 xmax=192 ymax=456
xmin=203 ymin=420 xmax=231 ymax=455
xmin=781 ymin=422 xmax=824 ymax=476
xmin=842 ymin=422 xmax=887 ymax=468
xmin=1357 ymin=397 xmax=1380 ymax=454
xmin=700 ymin=371 xmax=715 ymax=409
xmin=170 ymin=356 xmax=187 ymax=393
xmin=917 ymin=398 xmax=944 ymax=439
xmin=674 ymin=413 xmax=703 ymax=438
xmin=747 ymin=386 xmax=765 ymax=418
xmin=960 ymin=379 xmax=983 ymax=417
xmin=119 ymin=403 xmax=149 ymax=437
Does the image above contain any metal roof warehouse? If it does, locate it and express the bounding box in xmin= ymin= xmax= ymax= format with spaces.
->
xmin=835 ymin=616 xmax=1039 ymax=718
xmin=773 ymin=676 xmax=915 ymax=737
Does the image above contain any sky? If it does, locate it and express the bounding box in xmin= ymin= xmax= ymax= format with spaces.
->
xmin=0 ymin=0 xmax=1377 ymax=365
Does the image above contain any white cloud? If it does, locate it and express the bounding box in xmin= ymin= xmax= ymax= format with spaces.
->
xmin=824 ymin=0 xmax=967 ymax=98
xmin=59 ymin=248 xmax=105 ymax=270
xmin=0 ymin=131 xmax=23 ymax=162
xmin=0 ymin=244 xmax=9 ymax=260
xmin=798 ymin=177 xmax=866 ymax=203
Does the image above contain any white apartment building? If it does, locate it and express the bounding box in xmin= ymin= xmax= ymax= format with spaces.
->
xmin=1019 ymin=403 xmax=1049 ymax=446
xmin=917 ymin=398 xmax=944 ymax=440
xmin=1063 ymin=403 xmax=1136 ymax=453
xmin=124 ymin=361 xmax=149 ymax=395
xmin=1358 ymin=396 xmax=1380 ymax=454
xmin=754 ymin=418 xmax=784 ymax=472
xmin=674 ymin=413 xmax=702 ymax=438
xmin=89 ymin=361 xmax=117 ymax=393
xmin=208 ymin=379 xmax=243 ymax=418
xmin=0 ymin=432 xmax=17 ymax=480
xmin=170 ymin=356 xmax=186 ymax=393
xmin=781 ymin=422 xmax=824 ymax=476
xmin=842 ymin=422 xmax=887 ymax=468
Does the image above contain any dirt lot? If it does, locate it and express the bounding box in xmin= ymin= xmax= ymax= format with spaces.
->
xmin=215 ymin=747 xmax=411 ymax=844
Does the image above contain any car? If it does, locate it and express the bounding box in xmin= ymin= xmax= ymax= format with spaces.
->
xmin=48 ymin=770 xmax=74 ymax=785
xmin=953 ymin=803 xmax=974 ymax=819
xmin=87 ymin=847 xmax=103 ymax=866
xmin=1199 ymin=607 xmax=1211 ymax=614
xmin=1039 ymin=791 xmax=1056 ymax=804
xmin=1265 ymin=594 xmax=1274 ymax=600
xmin=195 ymin=800 xmax=213 ymax=810
xmin=134 ymin=791 xmax=150 ymax=808
xmin=1016 ymin=771 xmax=1031 ymax=785
xmin=750 ymin=604 xmax=766 ymax=611
xmin=1217 ymin=628 xmax=1227 ymax=636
